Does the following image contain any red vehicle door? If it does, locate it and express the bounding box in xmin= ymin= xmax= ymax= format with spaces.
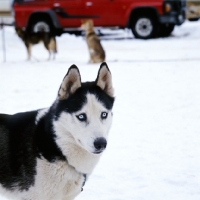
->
xmin=53 ymin=0 xmax=84 ymax=27
xmin=81 ymin=0 xmax=126 ymax=26
xmin=53 ymin=0 xmax=126 ymax=28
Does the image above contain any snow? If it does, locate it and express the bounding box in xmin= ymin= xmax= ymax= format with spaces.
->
xmin=0 ymin=20 xmax=200 ymax=200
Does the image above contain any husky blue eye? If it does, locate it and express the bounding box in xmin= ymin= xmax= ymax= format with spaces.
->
xmin=76 ymin=113 xmax=87 ymax=122
xmin=101 ymin=112 xmax=108 ymax=119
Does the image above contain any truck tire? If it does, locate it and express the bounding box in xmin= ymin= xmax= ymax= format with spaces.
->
xmin=31 ymin=19 xmax=54 ymax=33
xmin=159 ymin=24 xmax=174 ymax=37
xmin=131 ymin=14 xmax=158 ymax=39
xmin=32 ymin=20 xmax=50 ymax=33
xmin=27 ymin=15 xmax=55 ymax=34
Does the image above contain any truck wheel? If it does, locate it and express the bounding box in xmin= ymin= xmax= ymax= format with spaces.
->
xmin=32 ymin=20 xmax=51 ymax=33
xmin=159 ymin=24 xmax=175 ymax=37
xmin=131 ymin=15 xmax=158 ymax=39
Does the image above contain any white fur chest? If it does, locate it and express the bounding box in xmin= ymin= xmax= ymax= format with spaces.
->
xmin=14 ymin=158 xmax=85 ymax=200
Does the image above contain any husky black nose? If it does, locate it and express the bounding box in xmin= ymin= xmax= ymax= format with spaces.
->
xmin=94 ymin=137 xmax=107 ymax=153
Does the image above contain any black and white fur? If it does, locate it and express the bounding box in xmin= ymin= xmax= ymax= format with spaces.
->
xmin=0 ymin=62 xmax=115 ymax=200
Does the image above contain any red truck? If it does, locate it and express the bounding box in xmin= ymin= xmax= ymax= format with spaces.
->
xmin=13 ymin=0 xmax=186 ymax=39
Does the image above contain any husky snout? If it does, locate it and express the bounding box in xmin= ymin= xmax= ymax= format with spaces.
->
xmin=93 ymin=137 xmax=107 ymax=154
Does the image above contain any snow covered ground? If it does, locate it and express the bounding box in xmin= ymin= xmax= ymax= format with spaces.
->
xmin=0 ymin=20 xmax=200 ymax=200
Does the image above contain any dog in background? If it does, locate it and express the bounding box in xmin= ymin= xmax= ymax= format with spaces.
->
xmin=15 ymin=27 xmax=57 ymax=60
xmin=81 ymin=19 xmax=105 ymax=63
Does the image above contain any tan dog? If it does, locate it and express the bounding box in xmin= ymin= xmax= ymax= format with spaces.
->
xmin=15 ymin=27 xmax=57 ymax=60
xmin=81 ymin=19 xmax=105 ymax=63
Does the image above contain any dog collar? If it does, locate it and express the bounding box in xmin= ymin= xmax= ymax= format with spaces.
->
xmin=81 ymin=174 xmax=87 ymax=191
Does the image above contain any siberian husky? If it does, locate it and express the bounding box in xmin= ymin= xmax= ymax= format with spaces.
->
xmin=15 ymin=27 xmax=57 ymax=60
xmin=81 ymin=19 xmax=105 ymax=63
xmin=0 ymin=62 xmax=115 ymax=200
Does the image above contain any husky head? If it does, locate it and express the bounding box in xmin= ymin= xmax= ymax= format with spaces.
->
xmin=53 ymin=62 xmax=114 ymax=155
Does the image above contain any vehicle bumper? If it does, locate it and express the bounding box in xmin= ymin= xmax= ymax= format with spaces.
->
xmin=160 ymin=12 xmax=185 ymax=25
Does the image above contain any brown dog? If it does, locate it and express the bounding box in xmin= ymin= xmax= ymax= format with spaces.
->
xmin=81 ymin=19 xmax=105 ymax=63
xmin=15 ymin=27 xmax=57 ymax=60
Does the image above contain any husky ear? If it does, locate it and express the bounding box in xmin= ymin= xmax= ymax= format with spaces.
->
xmin=58 ymin=65 xmax=81 ymax=100
xmin=96 ymin=62 xmax=114 ymax=97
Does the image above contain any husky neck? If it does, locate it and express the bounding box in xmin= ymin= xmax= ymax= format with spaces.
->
xmin=35 ymin=109 xmax=66 ymax=163
xmin=37 ymin=108 xmax=101 ymax=175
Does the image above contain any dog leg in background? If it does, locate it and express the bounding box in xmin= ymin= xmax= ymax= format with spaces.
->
xmin=54 ymin=38 xmax=57 ymax=60
xmin=45 ymin=37 xmax=57 ymax=60
xmin=88 ymin=49 xmax=96 ymax=63
xmin=44 ymin=38 xmax=51 ymax=60
xmin=51 ymin=37 xmax=57 ymax=60
xmin=47 ymin=50 xmax=51 ymax=61
xmin=25 ymin=43 xmax=31 ymax=60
